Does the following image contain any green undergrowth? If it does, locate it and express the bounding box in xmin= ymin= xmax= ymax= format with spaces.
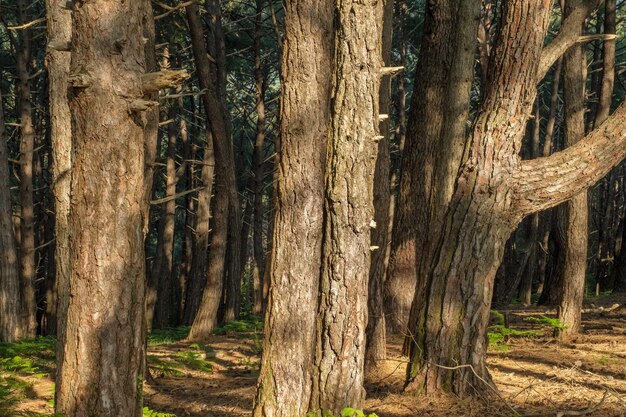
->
xmin=142 ymin=406 xmax=176 ymax=417
xmin=523 ymin=315 xmax=566 ymax=333
xmin=148 ymin=327 xmax=190 ymax=346
xmin=213 ymin=318 xmax=263 ymax=336
xmin=0 ymin=337 xmax=56 ymax=415
xmin=147 ymin=343 xmax=214 ymax=377
xmin=487 ymin=311 xmax=540 ymax=351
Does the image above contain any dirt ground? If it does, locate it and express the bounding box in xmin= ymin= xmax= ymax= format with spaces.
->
xmin=11 ymin=294 xmax=626 ymax=417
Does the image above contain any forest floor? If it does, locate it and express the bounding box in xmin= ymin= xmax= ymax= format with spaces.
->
xmin=1 ymin=293 xmax=625 ymax=417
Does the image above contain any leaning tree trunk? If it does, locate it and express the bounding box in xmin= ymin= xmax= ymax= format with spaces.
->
xmin=187 ymin=0 xmax=240 ymax=339
xmin=55 ymin=1 xmax=155 ymax=415
xmin=556 ymin=4 xmax=588 ymax=337
xmin=253 ymin=1 xmax=333 ymax=415
xmin=405 ymin=0 xmax=626 ymax=396
xmin=0 ymin=75 xmax=23 ymax=342
xmin=45 ymin=0 xmax=72 ymax=340
xmin=16 ymin=0 xmax=37 ymax=339
xmin=385 ymin=0 xmax=481 ymax=334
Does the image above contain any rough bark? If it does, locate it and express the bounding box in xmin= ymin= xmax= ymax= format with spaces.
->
xmin=0 ymin=74 xmax=23 ymax=342
xmin=405 ymin=0 xmax=553 ymax=395
xmin=612 ymin=216 xmax=626 ymax=293
xmin=365 ymin=0 xmax=393 ymax=370
xmin=55 ymin=1 xmax=151 ymax=415
xmin=556 ymin=3 xmax=588 ymax=337
xmin=16 ymin=0 xmax=37 ymax=338
xmin=386 ymin=0 xmax=481 ymax=334
xmin=45 ymin=0 xmax=72 ymax=341
xmin=253 ymin=1 xmax=333 ymax=415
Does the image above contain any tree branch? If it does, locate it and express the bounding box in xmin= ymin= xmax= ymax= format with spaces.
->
xmin=536 ymin=0 xmax=602 ymax=81
xmin=511 ymin=102 xmax=626 ymax=216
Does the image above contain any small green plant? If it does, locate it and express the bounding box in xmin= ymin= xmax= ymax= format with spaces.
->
xmin=524 ymin=315 xmax=566 ymax=335
xmin=213 ymin=319 xmax=263 ymax=336
xmin=147 ymin=355 xmax=184 ymax=377
xmin=142 ymin=406 xmax=176 ymax=417
xmin=174 ymin=351 xmax=213 ymax=373
xmin=148 ymin=327 xmax=190 ymax=346
xmin=487 ymin=310 xmax=540 ymax=351
xmin=306 ymin=409 xmax=378 ymax=417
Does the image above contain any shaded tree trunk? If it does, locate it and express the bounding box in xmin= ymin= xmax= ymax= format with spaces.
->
xmin=55 ymin=1 xmax=153 ymax=415
xmin=16 ymin=0 xmax=37 ymax=338
xmin=556 ymin=1 xmax=588 ymax=337
xmin=0 ymin=74 xmax=23 ymax=342
xmin=45 ymin=0 xmax=72 ymax=340
xmin=386 ymin=0 xmax=481 ymax=334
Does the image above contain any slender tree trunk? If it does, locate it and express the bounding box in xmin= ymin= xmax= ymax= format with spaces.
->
xmin=612 ymin=216 xmax=626 ymax=293
xmin=16 ymin=0 xmax=37 ymax=338
xmin=253 ymin=1 xmax=333 ymax=414
xmin=45 ymin=0 xmax=72 ymax=341
xmin=0 ymin=75 xmax=23 ymax=342
xmin=186 ymin=0 xmax=238 ymax=339
xmin=152 ymin=104 xmax=180 ymax=329
xmin=386 ymin=0 xmax=481 ymax=334
xmin=251 ymin=0 xmax=268 ymax=316
xmin=556 ymin=2 xmax=588 ymax=337
xmin=366 ymin=0 xmax=393 ymax=370
xmin=55 ymin=1 xmax=153 ymax=414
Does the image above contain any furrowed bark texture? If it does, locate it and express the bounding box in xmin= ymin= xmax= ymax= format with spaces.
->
xmin=366 ymin=0 xmax=393 ymax=369
xmin=45 ymin=0 xmax=72 ymax=340
xmin=312 ymin=1 xmax=383 ymax=412
xmin=55 ymin=1 xmax=150 ymax=415
xmin=556 ymin=4 xmax=587 ymax=337
xmin=386 ymin=0 xmax=481 ymax=334
xmin=405 ymin=0 xmax=553 ymax=396
xmin=0 ymin=76 xmax=23 ymax=342
xmin=253 ymin=1 xmax=333 ymax=415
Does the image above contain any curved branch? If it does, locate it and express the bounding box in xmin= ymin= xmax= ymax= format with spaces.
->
xmin=511 ymin=102 xmax=626 ymax=216
xmin=536 ymin=0 xmax=601 ymax=81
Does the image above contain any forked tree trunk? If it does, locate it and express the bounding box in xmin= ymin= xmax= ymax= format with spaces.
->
xmin=253 ymin=1 xmax=333 ymax=414
xmin=556 ymin=3 xmax=587 ymax=337
xmin=0 ymin=75 xmax=23 ymax=342
xmin=386 ymin=0 xmax=481 ymax=334
xmin=45 ymin=0 xmax=72 ymax=341
xmin=405 ymin=0 xmax=626 ymax=396
xmin=55 ymin=1 xmax=152 ymax=415
xmin=16 ymin=0 xmax=37 ymax=338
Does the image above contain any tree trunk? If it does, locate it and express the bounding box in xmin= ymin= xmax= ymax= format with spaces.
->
xmin=55 ymin=1 xmax=152 ymax=415
xmin=556 ymin=3 xmax=588 ymax=337
xmin=612 ymin=216 xmax=626 ymax=293
xmin=0 ymin=74 xmax=23 ymax=342
xmin=253 ymin=1 xmax=333 ymax=414
xmin=403 ymin=0 xmax=626 ymax=396
xmin=16 ymin=0 xmax=37 ymax=338
xmin=45 ymin=0 xmax=72 ymax=340
xmin=386 ymin=0 xmax=481 ymax=334
xmin=251 ymin=0 xmax=267 ymax=316
xmin=365 ymin=0 xmax=393 ymax=370
xmin=152 ymin=104 xmax=180 ymax=329
xmin=186 ymin=0 xmax=239 ymax=339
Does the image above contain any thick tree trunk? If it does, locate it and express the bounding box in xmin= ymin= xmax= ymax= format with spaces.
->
xmin=366 ymin=0 xmax=393 ymax=370
xmin=0 ymin=76 xmax=23 ymax=342
xmin=386 ymin=0 xmax=481 ymax=334
xmin=45 ymin=0 xmax=72 ymax=341
xmin=16 ymin=0 xmax=37 ymax=338
xmin=55 ymin=1 xmax=151 ymax=415
xmin=556 ymin=5 xmax=588 ymax=337
xmin=253 ymin=1 xmax=333 ymax=414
